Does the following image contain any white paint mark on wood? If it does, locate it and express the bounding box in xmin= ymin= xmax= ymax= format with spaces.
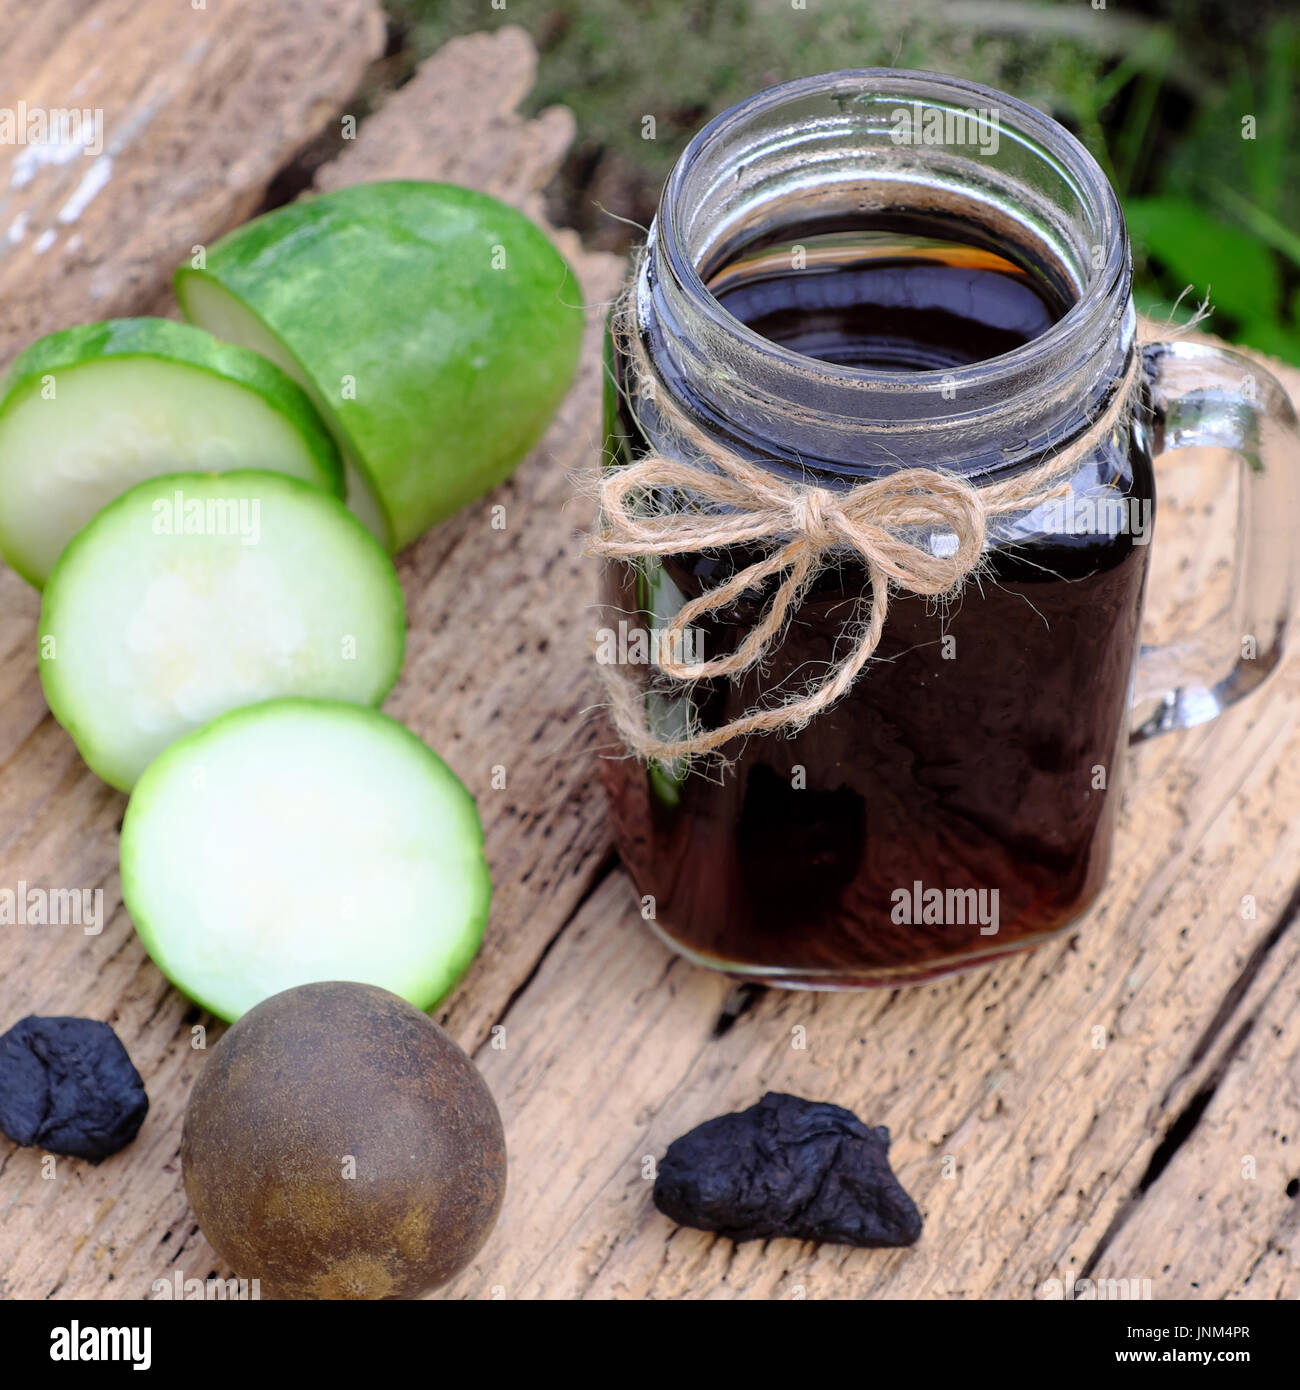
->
xmin=10 ymin=137 xmax=87 ymax=190
xmin=57 ymin=155 xmax=113 ymax=223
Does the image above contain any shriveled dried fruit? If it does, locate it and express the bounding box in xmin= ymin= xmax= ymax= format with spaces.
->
xmin=0 ymin=1016 xmax=148 ymax=1162
xmin=653 ymin=1091 xmax=922 ymax=1248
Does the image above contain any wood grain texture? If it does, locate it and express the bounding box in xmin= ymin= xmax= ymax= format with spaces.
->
xmin=0 ymin=16 xmax=1297 ymax=1302
xmin=0 ymin=0 xmax=386 ymax=357
xmin=1095 ymin=933 xmax=1300 ymax=1300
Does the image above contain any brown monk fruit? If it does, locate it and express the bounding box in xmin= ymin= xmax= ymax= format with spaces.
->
xmin=181 ymin=981 xmax=505 ymax=1299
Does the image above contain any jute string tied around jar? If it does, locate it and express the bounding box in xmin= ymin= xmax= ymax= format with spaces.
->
xmin=590 ymin=279 xmax=1144 ymax=766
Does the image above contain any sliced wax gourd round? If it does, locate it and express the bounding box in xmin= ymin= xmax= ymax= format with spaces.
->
xmin=120 ymin=699 xmax=491 ymax=1023
xmin=39 ymin=470 xmax=406 ymax=792
xmin=0 ymin=317 xmax=343 ymax=588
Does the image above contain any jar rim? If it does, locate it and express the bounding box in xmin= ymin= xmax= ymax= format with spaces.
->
xmin=657 ymin=68 xmax=1129 ymax=399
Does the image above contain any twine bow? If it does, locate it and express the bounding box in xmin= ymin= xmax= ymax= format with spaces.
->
xmin=591 ymin=280 xmax=1142 ymax=765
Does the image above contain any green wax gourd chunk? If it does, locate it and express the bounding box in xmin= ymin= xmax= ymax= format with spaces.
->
xmin=176 ymin=180 xmax=585 ymax=549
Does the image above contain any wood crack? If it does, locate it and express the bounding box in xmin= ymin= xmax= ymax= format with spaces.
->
xmin=711 ymin=982 xmax=766 ymax=1038
xmin=1076 ymin=871 xmax=1300 ymax=1282
xmin=1159 ymin=873 xmax=1300 ymax=1108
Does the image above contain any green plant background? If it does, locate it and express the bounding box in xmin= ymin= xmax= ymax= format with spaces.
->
xmin=384 ymin=0 xmax=1300 ymax=364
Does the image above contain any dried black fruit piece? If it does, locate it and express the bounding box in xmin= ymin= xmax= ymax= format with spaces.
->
xmin=0 ymin=1016 xmax=148 ymax=1163
xmin=654 ymin=1091 xmax=922 ymax=1248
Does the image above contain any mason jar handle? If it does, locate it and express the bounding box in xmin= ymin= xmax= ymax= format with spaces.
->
xmin=1131 ymin=340 xmax=1299 ymax=743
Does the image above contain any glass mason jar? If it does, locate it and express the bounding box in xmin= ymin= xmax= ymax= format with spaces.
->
xmin=598 ymin=70 xmax=1298 ymax=988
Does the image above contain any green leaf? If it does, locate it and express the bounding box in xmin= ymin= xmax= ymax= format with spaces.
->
xmin=1209 ymin=181 xmax=1300 ymax=272
xmin=1123 ymin=196 xmax=1281 ymax=323
xmin=1251 ymin=18 xmax=1300 ymax=209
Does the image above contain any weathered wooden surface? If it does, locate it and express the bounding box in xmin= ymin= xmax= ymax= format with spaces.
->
xmin=1 ymin=9 xmax=1298 ymax=1301
xmin=0 ymin=0 xmax=385 ymax=347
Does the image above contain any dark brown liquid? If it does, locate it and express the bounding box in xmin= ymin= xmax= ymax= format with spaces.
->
xmin=602 ymin=217 xmax=1153 ymax=985
xmin=707 ymin=224 xmax=1064 ymax=370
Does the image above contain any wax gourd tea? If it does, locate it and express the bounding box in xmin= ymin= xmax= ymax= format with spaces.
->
xmin=597 ymin=72 xmax=1162 ymax=987
xmin=704 ymin=214 xmax=1068 ymax=371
